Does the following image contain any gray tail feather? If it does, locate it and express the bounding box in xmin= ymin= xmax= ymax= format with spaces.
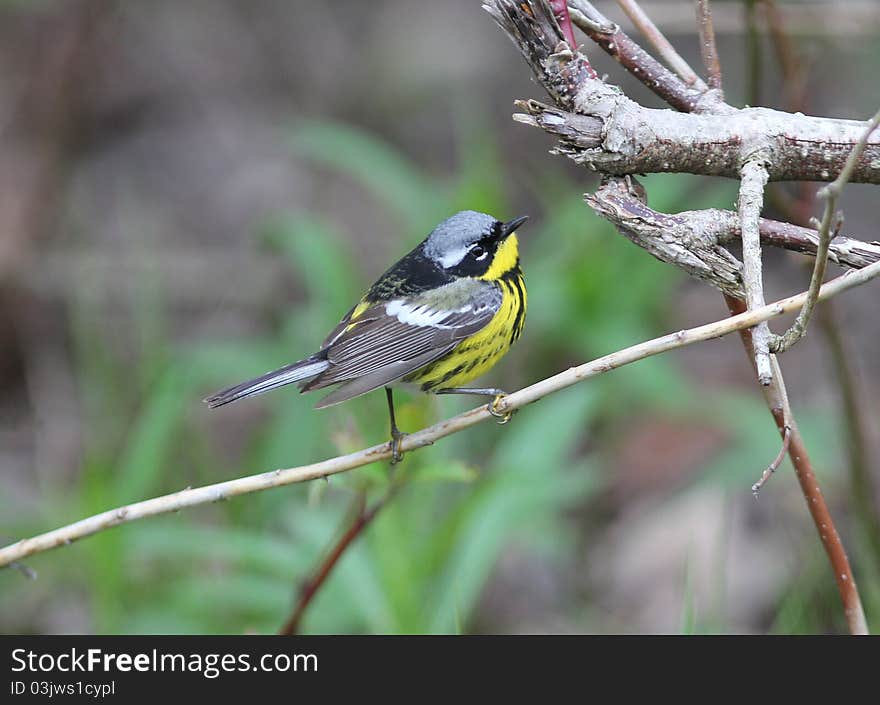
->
xmin=204 ymin=357 xmax=329 ymax=409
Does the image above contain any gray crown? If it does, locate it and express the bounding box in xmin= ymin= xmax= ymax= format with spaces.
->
xmin=423 ymin=210 xmax=497 ymax=260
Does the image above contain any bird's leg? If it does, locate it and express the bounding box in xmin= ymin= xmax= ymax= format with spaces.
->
xmin=434 ymin=387 xmax=515 ymax=424
xmin=385 ymin=387 xmax=405 ymax=464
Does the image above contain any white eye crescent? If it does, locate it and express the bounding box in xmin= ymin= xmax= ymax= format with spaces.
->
xmin=471 ymin=245 xmax=487 ymax=261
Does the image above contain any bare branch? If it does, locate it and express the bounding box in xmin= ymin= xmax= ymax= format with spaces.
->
xmin=493 ymin=3 xmax=880 ymax=182
xmin=567 ymin=1 xmax=719 ymax=113
xmin=484 ymin=0 xmax=597 ymax=109
xmin=725 ymin=297 xmax=868 ymax=635
xmin=491 ymin=0 xmax=871 ymax=635
xmin=749 ymin=218 xmax=880 ymax=270
xmin=695 ymin=0 xmax=723 ymax=91
xmin=818 ymin=305 xmax=880 ymax=566
xmin=762 ymin=0 xmax=807 ymax=111
xmin=739 ymin=156 xmax=773 ymax=385
xmin=752 ymin=424 xmax=790 ymax=495
xmin=3 ymin=262 xmax=880 ymax=570
xmin=585 ymin=176 xmax=744 ymax=297
xmin=614 ymin=0 xmax=707 ymax=89
xmin=744 ymin=0 xmax=762 ymax=106
xmin=759 ymin=0 xmax=880 ymax=580
xmin=549 ymin=0 xmax=579 ymax=50
xmin=279 ymin=489 xmax=395 ymax=635
xmin=772 ymin=108 xmax=880 ymax=353
xmin=583 ymin=178 xmax=880 ymax=297
xmin=512 ymin=98 xmax=880 ymax=184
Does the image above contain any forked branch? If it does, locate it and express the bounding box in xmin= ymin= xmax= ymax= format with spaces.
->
xmin=771 ymin=108 xmax=880 ymax=353
xmin=487 ymin=0 xmax=872 ymax=634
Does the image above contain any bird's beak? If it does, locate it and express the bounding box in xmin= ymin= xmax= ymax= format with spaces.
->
xmin=501 ymin=215 xmax=529 ymax=237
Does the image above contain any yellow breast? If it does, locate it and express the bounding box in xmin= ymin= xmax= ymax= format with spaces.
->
xmin=406 ymin=269 xmax=526 ymax=391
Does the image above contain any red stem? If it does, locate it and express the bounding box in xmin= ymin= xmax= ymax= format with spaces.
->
xmin=724 ymin=295 xmax=867 ymax=634
xmin=279 ymin=493 xmax=389 ymax=635
xmin=549 ymin=0 xmax=578 ymax=51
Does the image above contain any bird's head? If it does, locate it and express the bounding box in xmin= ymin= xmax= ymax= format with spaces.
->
xmin=422 ymin=210 xmax=529 ymax=280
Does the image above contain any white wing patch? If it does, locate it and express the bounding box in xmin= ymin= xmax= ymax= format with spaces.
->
xmin=385 ymin=300 xmax=472 ymax=328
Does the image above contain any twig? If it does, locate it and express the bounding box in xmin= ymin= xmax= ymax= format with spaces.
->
xmin=738 ymin=156 xmax=773 ymax=385
xmin=752 ymin=424 xmax=790 ymax=495
xmin=279 ymin=488 xmax=395 ymax=635
xmin=492 ymin=0 xmax=870 ymax=635
xmin=760 ymin=0 xmax=880 ymax=577
xmin=725 ymin=296 xmax=868 ymax=635
xmin=771 ymin=108 xmax=880 ymax=353
xmin=566 ymin=2 xmax=615 ymax=34
xmin=761 ymin=0 xmax=807 ymax=111
xmin=742 ymin=7 xmax=871 ymax=629
xmin=749 ymin=218 xmax=880 ymax=271
xmin=695 ymin=0 xmax=723 ymax=91
xmin=818 ymin=305 xmax=880 ymax=566
xmin=3 ymin=262 xmax=880 ymax=569
xmin=581 ymin=177 xmax=880 ymax=299
xmin=613 ymin=0 xmax=707 ymax=89
xmin=549 ymin=0 xmax=579 ymax=50
xmin=744 ymin=0 xmax=762 ymax=106
xmin=568 ymin=1 xmax=718 ymax=113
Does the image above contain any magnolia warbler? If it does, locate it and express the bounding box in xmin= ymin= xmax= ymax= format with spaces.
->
xmin=205 ymin=210 xmax=529 ymax=461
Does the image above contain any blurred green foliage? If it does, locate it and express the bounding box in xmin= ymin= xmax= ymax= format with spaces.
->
xmin=1 ymin=118 xmax=875 ymax=635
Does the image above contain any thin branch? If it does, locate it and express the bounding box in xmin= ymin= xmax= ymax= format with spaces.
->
xmin=279 ymin=488 xmax=395 ymax=635
xmin=761 ymin=0 xmax=807 ymax=111
xmin=744 ymin=0 xmax=762 ymax=106
xmin=752 ymin=424 xmax=790 ymax=495
xmin=768 ymin=214 xmax=842 ymax=351
xmin=3 ymin=262 xmax=880 ymax=569
xmin=749 ymin=218 xmax=880 ymax=271
xmin=725 ymin=296 xmax=868 ymax=635
xmin=695 ymin=0 xmax=723 ymax=91
xmin=491 ymin=0 xmax=870 ymax=635
xmin=759 ymin=0 xmax=880 ymax=579
xmin=581 ymin=177 xmax=880 ymax=298
xmin=549 ymin=0 xmax=579 ymax=50
xmin=614 ymin=0 xmax=707 ymax=89
xmin=771 ymin=108 xmax=880 ymax=353
xmin=567 ymin=1 xmax=722 ymax=113
xmin=817 ymin=305 xmax=880 ymax=566
xmin=738 ymin=156 xmax=773 ymax=385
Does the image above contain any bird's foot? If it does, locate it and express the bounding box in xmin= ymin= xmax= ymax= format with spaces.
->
xmin=389 ymin=428 xmax=407 ymax=465
xmin=488 ymin=393 xmax=515 ymax=425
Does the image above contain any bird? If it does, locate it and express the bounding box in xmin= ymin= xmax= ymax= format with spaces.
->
xmin=204 ymin=210 xmax=529 ymax=462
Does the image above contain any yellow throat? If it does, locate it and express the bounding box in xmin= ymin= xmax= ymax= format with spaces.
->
xmin=479 ymin=233 xmax=520 ymax=281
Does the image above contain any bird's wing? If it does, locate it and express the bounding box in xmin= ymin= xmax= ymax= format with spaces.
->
xmin=303 ymin=280 xmax=501 ymax=406
xmin=319 ymin=299 xmax=378 ymax=350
